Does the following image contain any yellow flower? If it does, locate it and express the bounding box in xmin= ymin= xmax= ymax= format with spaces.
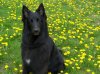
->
xmin=90 ymin=42 xmax=94 ymax=45
xmin=86 ymin=69 xmax=91 ymax=72
xmin=19 ymin=64 xmax=22 ymax=67
xmin=72 ymin=67 xmax=74 ymax=69
xmin=94 ymin=63 xmax=97 ymax=66
xmin=4 ymin=52 xmax=7 ymax=55
xmin=69 ymin=61 xmax=73 ymax=64
xmin=67 ymin=46 xmax=71 ymax=49
xmin=49 ymin=33 xmax=52 ymax=35
xmin=18 ymin=16 xmax=21 ymax=20
xmin=13 ymin=61 xmax=16 ymax=63
xmin=6 ymin=28 xmax=9 ymax=31
xmin=79 ymin=40 xmax=83 ymax=44
xmin=65 ymin=59 xmax=70 ymax=62
xmin=14 ymin=68 xmax=18 ymax=71
xmin=75 ymin=63 xmax=78 ymax=66
xmin=72 ymin=36 xmax=75 ymax=38
xmin=15 ymin=30 xmax=19 ymax=33
xmin=4 ymin=34 xmax=8 ymax=36
xmin=64 ymin=52 xmax=67 ymax=56
xmin=77 ymin=36 xmax=80 ymax=38
xmin=85 ymin=34 xmax=88 ymax=38
xmin=99 ymin=65 xmax=100 ymax=68
xmin=92 ymin=72 xmax=95 ymax=74
xmin=1 ymin=42 xmax=8 ymax=46
xmin=13 ymin=33 xmax=16 ymax=36
xmin=4 ymin=65 xmax=9 ymax=69
xmin=0 ymin=19 xmax=3 ymax=22
xmin=60 ymin=70 xmax=63 ymax=73
xmin=54 ymin=38 xmax=57 ymax=41
xmin=77 ymin=30 xmax=79 ymax=33
xmin=69 ymin=21 xmax=74 ymax=25
xmin=64 ymin=63 xmax=69 ymax=66
xmin=80 ymin=60 xmax=83 ymax=63
xmin=84 ymin=44 xmax=89 ymax=48
xmin=0 ymin=37 xmax=3 ymax=41
xmin=67 ymin=51 xmax=70 ymax=55
xmin=6 ymin=37 xmax=9 ymax=40
xmin=97 ymin=61 xmax=100 ymax=64
xmin=97 ymin=56 xmax=100 ymax=59
xmin=88 ymin=58 xmax=91 ymax=61
xmin=10 ymin=36 xmax=13 ymax=38
xmin=0 ymin=53 xmax=2 ymax=56
xmin=65 ymin=72 xmax=69 ymax=74
xmin=71 ymin=58 xmax=75 ymax=61
xmin=19 ymin=69 xmax=23 ymax=73
xmin=68 ymin=30 xmax=71 ymax=34
xmin=76 ymin=66 xmax=80 ymax=69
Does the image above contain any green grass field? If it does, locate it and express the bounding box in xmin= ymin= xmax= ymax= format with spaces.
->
xmin=0 ymin=0 xmax=100 ymax=74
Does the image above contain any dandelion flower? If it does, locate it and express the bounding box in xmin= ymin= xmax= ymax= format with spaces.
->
xmin=86 ymin=69 xmax=91 ymax=72
xmin=14 ymin=68 xmax=18 ymax=71
xmin=4 ymin=64 xmax=9 ymax=69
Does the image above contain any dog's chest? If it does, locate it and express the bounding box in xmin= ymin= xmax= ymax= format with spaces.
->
xmin=23 ymin=48 xmax=50 ymax=65
xmin=25 ymin=59 xmax=31 ymax=64
xmin=24 ymin=49 xmax=33 ymax=65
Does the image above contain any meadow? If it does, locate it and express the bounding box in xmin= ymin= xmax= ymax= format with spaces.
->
xmin=0 ymin=0 xmax=100 ymax=74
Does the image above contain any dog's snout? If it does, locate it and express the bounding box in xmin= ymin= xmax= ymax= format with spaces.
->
xmin=34 ymin=29 xmax=39 ymax=33
xmin=33 ymin=28 xmax=40 ymax=35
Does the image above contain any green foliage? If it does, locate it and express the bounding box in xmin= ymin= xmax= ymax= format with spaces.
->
xmin=0 ymin=0 xmax=100 ymax=74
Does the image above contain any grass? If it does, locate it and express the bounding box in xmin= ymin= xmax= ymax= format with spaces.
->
xmin=0 ymin=0 xmax=100 ymax=74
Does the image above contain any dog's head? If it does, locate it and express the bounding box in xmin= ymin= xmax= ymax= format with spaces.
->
xmin=22 ymin=3 xmax=47 ymax=36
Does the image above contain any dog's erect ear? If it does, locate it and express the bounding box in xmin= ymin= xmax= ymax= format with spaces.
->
xmin=36 ymin=3 xmax=47 ymax=19
xmin=22 ymin=5 xmax=29 ymax=20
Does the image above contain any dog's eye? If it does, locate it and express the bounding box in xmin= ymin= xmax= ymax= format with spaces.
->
xmin=31 ymin=19 xmax=33 ymax=22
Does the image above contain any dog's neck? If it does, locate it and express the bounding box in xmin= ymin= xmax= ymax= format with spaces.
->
xmin=22 ymin=32 xmax=48 ymax=47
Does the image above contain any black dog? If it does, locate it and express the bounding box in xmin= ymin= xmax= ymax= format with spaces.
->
xmin=21 ymin=3 xmax=65 ymax=74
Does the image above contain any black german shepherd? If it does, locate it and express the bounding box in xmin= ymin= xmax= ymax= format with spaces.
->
xmin=21 ymin=3 xmax=65 ymax=74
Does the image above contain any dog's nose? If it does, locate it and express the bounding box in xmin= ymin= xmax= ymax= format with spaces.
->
xmin=34 ymin=28 xmax=39 ymax=32
xmin=33 ymin=29 xmax=40 ymax=35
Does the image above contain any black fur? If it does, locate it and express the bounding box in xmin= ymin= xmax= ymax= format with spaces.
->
xmin=21 ymin=3 xmax=65 ymax=74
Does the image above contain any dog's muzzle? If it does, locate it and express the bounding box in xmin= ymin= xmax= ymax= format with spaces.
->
xmin=33 ymin=29 xmax=40 ymax=35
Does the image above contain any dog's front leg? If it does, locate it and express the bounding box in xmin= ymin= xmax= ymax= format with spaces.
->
xmin=33 ymin=65 xmax=48 ymax=74
xmin=22 ymin=66 xmax=29 ymax=74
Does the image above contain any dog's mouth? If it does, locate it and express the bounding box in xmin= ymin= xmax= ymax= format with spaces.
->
xmin=31 ymin=27 xmax=40 ymax=36
xmin=32 ymin=30 xmax=40 ymax=36
xmin=33 ymin=32 xmax=39 ymax=35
